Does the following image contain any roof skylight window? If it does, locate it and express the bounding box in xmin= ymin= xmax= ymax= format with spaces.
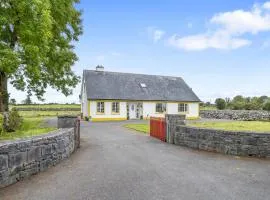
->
xmin=140 ymin=83 xmax=147 ymax=88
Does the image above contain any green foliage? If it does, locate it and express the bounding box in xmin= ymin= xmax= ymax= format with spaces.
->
xmin=263 ymin=102 xmax=270 ymax=111
xmin=22 ymin=94 xmax=32 ymax=105
xmin=215 ymin=95 xmax=270 ymax=110
xmin=0 ymin=118 xmax=56 ymax=140
xmin=215 ymin=98 xmax=226 ymax=110
xmin=3 ymin=109 xmax=23 ymax=132
xmin=9 ymin=98 xmax=16 ymax=105
xmin=0 ymin=114 xmax=3 ymax=133
xmin=0 ymin=0 xmax=82 ymax=101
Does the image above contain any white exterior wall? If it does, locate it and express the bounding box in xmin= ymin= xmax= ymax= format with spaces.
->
xmin=143 ymin=102 xmax=199 ymax=119
xmin=86 ymin=100 xmax=199 ymax=120
xmin=143 ymin=102 xmax=164 ymax=119
xmin=89 ymin=101 xmax=127 ymax=119
xmin=81 ymin=85 xmax=88 ymax=117
xmin=186 ymin=103 xmax=199 ymax=118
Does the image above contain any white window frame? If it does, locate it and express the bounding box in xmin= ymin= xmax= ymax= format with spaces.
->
xmin=156 ymin=103 xmax=167 ymax=113
xmin=97 ymin=102 xmax=105 ymax=114
xmin=112 ymin=102 xmax=120 ymax=114
xmin=178 ymin=103 xmax=188 ymax=113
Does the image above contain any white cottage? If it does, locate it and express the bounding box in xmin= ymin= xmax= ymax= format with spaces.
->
xmin=81 ymin=66 xmax=200 ymax=121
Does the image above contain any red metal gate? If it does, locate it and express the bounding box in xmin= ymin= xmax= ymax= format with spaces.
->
xmin=150 ymin=117 xmax=166 ymax=142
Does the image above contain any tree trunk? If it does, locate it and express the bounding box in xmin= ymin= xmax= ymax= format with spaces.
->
xmin=0 ymin=71 xmax=9 ymax=112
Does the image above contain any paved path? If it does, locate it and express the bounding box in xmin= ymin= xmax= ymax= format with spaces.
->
xmin=1 ymin=121 xmax=270 ymax=200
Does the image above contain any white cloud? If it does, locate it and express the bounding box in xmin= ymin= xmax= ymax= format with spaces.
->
xmin=168 ymin=31 xmax=251 ymax=51
xmin=168 ymin=1 xmax=270 ymax=51
xmin=153 ymin=30 xmax=165 ymax=42
xmin=263 ymin=1 xmax=270 ymax=9
xmin=147 ymin=27 xmax=165 ymax=42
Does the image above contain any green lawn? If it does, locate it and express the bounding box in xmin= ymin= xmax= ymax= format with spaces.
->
xmin=189 ymin=121 xmax=270 ymax=133
xmin=124 ymin=124 xmax=149 ymax=134
xmin=0 ymin=118 xmax=56 ymax=140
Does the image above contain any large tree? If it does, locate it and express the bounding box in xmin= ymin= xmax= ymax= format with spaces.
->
xmin=0 ymin=0 xmax=82 ymax=112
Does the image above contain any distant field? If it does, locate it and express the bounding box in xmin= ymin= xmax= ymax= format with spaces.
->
xmin=10 ymin=104 xmax=80 ymax=109
xmin=19 ymin=111 xmax=80 ymax=118
xmin=9 ymin=104 xmax=81 ymax=118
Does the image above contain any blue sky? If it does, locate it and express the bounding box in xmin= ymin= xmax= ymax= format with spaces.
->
xmin=10 ymin=0 xmax=270 ymax=103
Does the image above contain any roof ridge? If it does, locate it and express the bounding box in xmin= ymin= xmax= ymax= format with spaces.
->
xmin=83 ymin=69 xmax=183 ymax=79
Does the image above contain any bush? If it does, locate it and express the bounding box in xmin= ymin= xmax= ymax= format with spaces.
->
xmin=3 ymin=109 xmax=23 ymax=132
xmin=0 ymin=114 xmax=3 ymax=133
xmin=263 ymin=102 xmax=270 ymax=111
xmin=215 ymin=98 xmax=226 ymax=110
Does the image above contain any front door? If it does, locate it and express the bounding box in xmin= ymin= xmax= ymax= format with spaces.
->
xmin=129 ymin=103 xmax=137 ymax=119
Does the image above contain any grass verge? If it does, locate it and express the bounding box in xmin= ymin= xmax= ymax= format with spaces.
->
xmin=189 ymin=121 xmax=270 ymax=133
xmin=124 ymin=124 xmax=149 ymax=134
xmin=0 ymin=118 xmax=56 ymax=141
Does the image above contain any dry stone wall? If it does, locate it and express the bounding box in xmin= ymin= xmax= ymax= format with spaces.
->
xmin=0 ymin=128 xmax=76 ymax=188
xmin=174 ymin=126 xmax=270 ymax=158
xmin=200 ymin=110 xmax=270 ymax=121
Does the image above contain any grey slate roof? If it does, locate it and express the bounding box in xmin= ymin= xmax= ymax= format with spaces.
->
xmin=83 ymin=70 xmax=200 ymax=102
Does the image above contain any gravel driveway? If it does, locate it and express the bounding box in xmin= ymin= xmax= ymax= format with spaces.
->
xmin=1 ymin=121 xmax=270 ymax=200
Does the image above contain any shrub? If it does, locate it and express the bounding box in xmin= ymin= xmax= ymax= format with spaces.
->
xmin=215 ymin=98 xmax=226 ymax=110
xmin=0 ymin=114 xmax=3 ymax=133
xmin=263 ymin=102 xmax=270 ymax=111
xmin=3 ymin=109 xmax=23 ymax=132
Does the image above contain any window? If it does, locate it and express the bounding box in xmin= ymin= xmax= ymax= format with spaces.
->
xmin=97 ymin=102 xmax=105 ymax=114
xmin=156 ymin=103 xmax=166 ymax=113
xmin=140 ymin=83 xmax=147 ymax=88
xmin=112 ymin=102 xmax=120 ymax=113
xmin=178 ymin=103 xmax=188 ymax=112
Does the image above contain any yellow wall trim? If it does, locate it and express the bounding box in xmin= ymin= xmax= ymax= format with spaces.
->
xmin=88 ymin=100 xmax=91 ymax=116
xmin=186 ymin=116 xmax=200 ymax=120
xmin=91 ymin=118 xmax=127 ymax=122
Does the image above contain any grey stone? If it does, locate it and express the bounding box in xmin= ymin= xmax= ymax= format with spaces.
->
xmin=57 ymin=116 xmax=78 ymax=128
xmin=172 ymin=123 xmax=270 ymax=158
xmin=200 ymin=110 xmax=270 ymax=121
xmin=0 ymin=125 xmax=80 ymax=188
xmin=8 ymin=152 xmax=27 ymax=168
xmin=0 ymin=155 xmax=8 ymax=171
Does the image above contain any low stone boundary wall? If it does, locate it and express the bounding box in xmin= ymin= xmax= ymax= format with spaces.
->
xmin=200 ymin=110 xmax=270 ymax=121
xmin=174 ymin=126 xmax=270 ymax=158
xmin=14 ymin=107 xmax=80 ymax=111
xmin=0 ymin=128 xmax=77 ymax=188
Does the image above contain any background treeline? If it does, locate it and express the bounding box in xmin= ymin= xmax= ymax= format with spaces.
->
xmin=202 ymin=95 xmax=270 ymax=111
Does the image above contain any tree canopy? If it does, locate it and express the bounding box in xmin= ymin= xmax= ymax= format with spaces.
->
xmin=214 ymin=96 xmax=270 ymax=111
xmin=0 ymin=0 xmax=82 ymax=111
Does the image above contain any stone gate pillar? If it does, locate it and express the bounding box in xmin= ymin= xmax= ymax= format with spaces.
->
xmin=165 ymin=114 xmax=186 ymax=144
